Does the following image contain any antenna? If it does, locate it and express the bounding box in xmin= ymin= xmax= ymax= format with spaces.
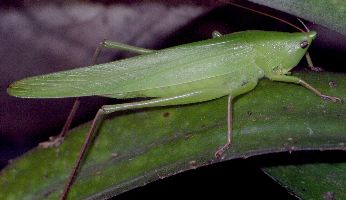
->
xmin=224 ymin=1 xmax=306 ymax=32
xmin=297 ymin=18 xmax=310 ymax=32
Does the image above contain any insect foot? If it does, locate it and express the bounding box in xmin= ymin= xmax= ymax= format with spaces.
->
xmin=310 ymin=65 xmax=324 ymax=72
xmin=38 ymin=136 xmax=64 ymax=148
xmin=320 ymin=95 xmax=342 ymax=103
xmin=214 ymin=144 xmax=230 ymax=159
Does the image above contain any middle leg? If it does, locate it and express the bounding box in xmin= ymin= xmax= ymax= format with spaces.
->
xmin=214 ymin=80 xmax=259 ymax=158
xmin=60 ymin=90 xmax=228 ymax=200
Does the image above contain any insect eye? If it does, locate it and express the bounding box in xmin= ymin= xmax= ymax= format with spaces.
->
xmin=300 ymin=40 xmax=309 ymax=49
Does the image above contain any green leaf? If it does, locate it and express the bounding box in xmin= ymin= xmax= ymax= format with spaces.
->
xmin=264 ymin=163 xmax=346 ymax=200
xmin=247 ymin=0 xmax=346 ymax=35
xmin=1 ymin=72 xmax=345 ymax=199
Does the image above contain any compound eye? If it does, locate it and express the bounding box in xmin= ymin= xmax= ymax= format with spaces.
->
xmin=300 ymin=40 xmax=309 ymax=49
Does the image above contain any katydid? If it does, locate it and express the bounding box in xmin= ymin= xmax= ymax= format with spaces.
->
xmin=7 ymin=4 xmax=341 ymax=200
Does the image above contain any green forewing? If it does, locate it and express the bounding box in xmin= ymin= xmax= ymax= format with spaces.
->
xmin=7 ymin=31 xmax=309 ymax=99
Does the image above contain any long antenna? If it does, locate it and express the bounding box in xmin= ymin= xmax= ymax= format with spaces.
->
xmin=226 ymin=1 xmax=306 ymax=32
xmin=297 ymin=18 xmax=310 ymax=32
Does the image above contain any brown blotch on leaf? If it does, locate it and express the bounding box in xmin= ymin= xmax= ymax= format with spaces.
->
xmin=163 ymin=112 xmax=170 ymax=118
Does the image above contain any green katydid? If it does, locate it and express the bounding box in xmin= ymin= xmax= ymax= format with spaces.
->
xmin=6 ymin=3 xmax=341 ymax=200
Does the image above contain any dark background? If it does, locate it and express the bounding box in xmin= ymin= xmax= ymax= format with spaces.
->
xmin=1 ymin=1 xmax=345 ymax=199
